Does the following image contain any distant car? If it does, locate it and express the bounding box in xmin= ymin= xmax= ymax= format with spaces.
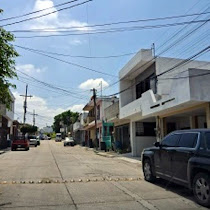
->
xmin=36 ymin=136 xmax=40 ymax=145
xmin=11 ymin=136 xmax=29 ymax=151
xmin=64 ymin=137 xmax=74 ymax=146
xmin=28 ymin=135 xmax=38 ymax=147
xmin=47 ymin=136 xmax=51 ymax=140
xmin=55 ymin=133 xmax=62 ymax=142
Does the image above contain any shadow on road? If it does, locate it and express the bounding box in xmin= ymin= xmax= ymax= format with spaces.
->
xmin=153 ymin=178 xmax=194 ymax=200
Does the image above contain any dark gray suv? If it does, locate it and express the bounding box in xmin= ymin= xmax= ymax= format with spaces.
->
xmin=142 ymin=129 xmax=210 ymax=207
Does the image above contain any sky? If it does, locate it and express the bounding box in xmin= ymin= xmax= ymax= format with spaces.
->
xmin=0 ymin=0 xmax=209 ymax=128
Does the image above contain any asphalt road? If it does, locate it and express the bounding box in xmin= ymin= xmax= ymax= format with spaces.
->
xmin=0 ymin=140 xmax=208 ymax=210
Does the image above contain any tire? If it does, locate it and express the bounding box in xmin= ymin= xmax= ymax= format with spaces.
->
xmin=35 ymin=145 xmax=37 ymax=147
xmin=11 ymin=148 xmax=16 ymax=151
xmin=143 ymin=159 xmax=156 ymax=182
xmin=193 ymin=173 xmax=210 ymax=207
xmin=25 ymin=147 xmax=29 ymax=151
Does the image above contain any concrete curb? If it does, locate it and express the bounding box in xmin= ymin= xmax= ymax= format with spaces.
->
xmin=0 ymin=151 xmax=5 ymax=155
xmin=95 ymin=151 xmax=142 ymax=165
xmin=95 ymin=152 xmax=115 ymax=158
xmin=80 ymin=145 xmax=142 ymax=165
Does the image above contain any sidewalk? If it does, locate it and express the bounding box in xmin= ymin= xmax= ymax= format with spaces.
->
xmin=0 ymin=147 xmax=11 ymax=155
xmin=83 ymin=146 xmax=141 ymax=165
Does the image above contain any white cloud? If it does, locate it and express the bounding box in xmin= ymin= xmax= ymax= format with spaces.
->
xmin=13 ymin=92 xmax=84 ymax=128
xmin=68 ymin=104 xmax=84 ymax=113
xmin=16 ymin=64 xmax=45 ymax=74
xmin=30 ymin=0 xmax=88 ymax=32
xmin=79 ymin=78 xmax=109 ymax=90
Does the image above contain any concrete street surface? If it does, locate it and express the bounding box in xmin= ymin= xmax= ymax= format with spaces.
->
xmin=0 ymin=140 xmax=207 ymax=210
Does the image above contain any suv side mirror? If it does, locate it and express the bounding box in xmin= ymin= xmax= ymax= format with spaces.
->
xmin=154 ymin=142 xmax=160 ymax=147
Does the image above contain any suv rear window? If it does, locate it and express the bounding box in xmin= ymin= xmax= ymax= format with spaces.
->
xmin=205 ymin=132 xmax=210 ymax=150
xmin=178 ymin=133 xmax=198 ymax=148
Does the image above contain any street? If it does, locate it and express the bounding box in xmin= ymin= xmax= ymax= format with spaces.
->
xmin=0 ymin=140 xmax=208 ymax=210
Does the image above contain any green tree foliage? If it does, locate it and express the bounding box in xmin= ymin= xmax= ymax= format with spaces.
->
xmin=20 ymin=124 xmax=38 ymax=134
xmin=0 ymin=9 xmax=19 ymax=109
xmin=53 ymin=110 xmax=79 ymax=133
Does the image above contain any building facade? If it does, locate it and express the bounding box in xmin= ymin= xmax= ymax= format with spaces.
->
xmin=83 ymin=97 xmax=117 ymax=148
xmin=73 ymin=112 xmax=88 ymax=145
xmin=104 ymin=99 xmax=130 ymax=153
xmin=119 ymin=49 xmax=210 ymax=156
xmin=0 ymin=91 xmax=15 ymax=149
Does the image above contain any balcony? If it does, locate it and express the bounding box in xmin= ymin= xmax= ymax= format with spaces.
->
xmin=87 ymin=116 xmax=95 ymax=124
xmin=73 ymin=122 xmax=81 ymax=131
xmin=119 ymin=97 xmax=142 ymax=120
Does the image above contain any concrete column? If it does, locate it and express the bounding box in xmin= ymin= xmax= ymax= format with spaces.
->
xmin=130 ymin=121 xmax=136 ymax=156
xmin=156 ymin=116 xmax=161 ymax=142
xmin=160 ymin=117 xmax=166 ymax=139
xmin=206 ymin=103 xmax=210 ymax=128
xmin=190 ymin=116 xmax=197 ymax=129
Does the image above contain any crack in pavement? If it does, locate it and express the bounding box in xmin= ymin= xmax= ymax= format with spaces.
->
xmin=48 ymin=141 xmax=78 ymax=210
xmin=112 ymin=181 xmax=159 ymax=210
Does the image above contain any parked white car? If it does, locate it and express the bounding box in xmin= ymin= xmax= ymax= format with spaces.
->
xmin=28 ymin=135 xmax=38 ymax=147
xmin=55 ymin=133 xmax=62 ymax=142
xmin=63 ymin=137 xmax=74 ymax=146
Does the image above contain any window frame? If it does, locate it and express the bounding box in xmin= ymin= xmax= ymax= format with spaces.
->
xmin=204 ymin=132 xmax=210 ymax=151
xmin=162 ymin=132 xmax=200 ymax=150
xmin=177 ymin=132 xmax=199 ymax=149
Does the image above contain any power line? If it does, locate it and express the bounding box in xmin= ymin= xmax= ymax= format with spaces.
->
xmin=0 ymin=0 xmax=81 ymax=22
xmin=10 ymin=11 xmax=210 ymax=32
xmin=13 ymin=45 xmax=137 ymax=59
xmin=17 ymin=77 xmax=89 ymax=100
xmin=106 ymin=46 xmax=210 ymax=97
xmin=156 ymin=45 xmax=210 ymax=77
xmin=103 ymin=14 xmax=210 ymax=92
xmin=0 ymin=0 xmax=92 ymax=27
xmin=16 ymin=70 xmax=90 ymax=100
xmin=15 ymin=19 xmax=210 ymax=38
xmin=15 ymin=45 xmax=117 ymax=77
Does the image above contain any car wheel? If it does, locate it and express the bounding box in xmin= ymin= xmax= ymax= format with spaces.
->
xmin=11 ymin=148 xmax=16 ymax=151
xmin=193 ymin=173 xmax=210 ymax=207
xmin=35 ymin=145 xmax=37 ymax=147
xmin=143 ymin=159 xmax=156 ymax=182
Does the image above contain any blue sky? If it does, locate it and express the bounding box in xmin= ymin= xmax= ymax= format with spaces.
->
xmin=1 ymin=0 xmax=209 ymax=127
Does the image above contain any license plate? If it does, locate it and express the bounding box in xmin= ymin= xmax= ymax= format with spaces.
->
xmin=17 ymin=145 xmax=21 ymax=147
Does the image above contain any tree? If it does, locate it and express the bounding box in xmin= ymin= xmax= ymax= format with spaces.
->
xmin=53 ymin=110 xmax=79 ymax=133
xmin=20 ymin=124 xmax=38 ymax=134
xmin=0 ymin=9 xmax=19 ymax=109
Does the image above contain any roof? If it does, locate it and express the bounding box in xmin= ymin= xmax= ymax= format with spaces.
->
xmin=171 ymin=129 xmax=210 ymax=133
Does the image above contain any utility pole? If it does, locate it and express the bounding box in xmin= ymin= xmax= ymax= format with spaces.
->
xmin=20 ymin=85 xmax=33 ymax=125
xmin=91 ymin=88 xmax=98 ymax=149
xmin=30 ymin=110 xmax=38 ymax=126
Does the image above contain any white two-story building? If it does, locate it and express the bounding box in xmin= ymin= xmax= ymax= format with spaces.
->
xmin=119 ymin=49 xmax=210 ymax=156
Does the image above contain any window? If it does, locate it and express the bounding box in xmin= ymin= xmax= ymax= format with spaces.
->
xmin=205 ymin=132 xmax=210 ymax=150
xmin=178 ymin=133 xmax=198 ymax=148
xmin=161 ymin=134 xmax=181 ymax=147
xmin=136 ymin=122 xmax=156 ymax=136
xmin=136 ymin=122 xmax=144 ymax=136
xmin=136 ymin=74 xmax=155 ymax=99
